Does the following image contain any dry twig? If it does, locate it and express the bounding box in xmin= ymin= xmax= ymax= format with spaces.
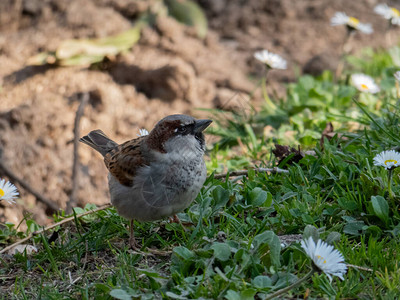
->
xmin=0 ymin=203 xmax=111 ymax=255
xmin=66 ymin=93 xmax=89 ymax=213
xmin=213 ymin=167 xmax=289 ymax=179
xmin=346 ymin=263 xmax=373 ymax=272
xmin=0 ymin=160 xmax=60 ymax=212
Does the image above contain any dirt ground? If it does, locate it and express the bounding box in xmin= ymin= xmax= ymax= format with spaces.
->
xmin=0 ymin=0 xmax=398 ymax=226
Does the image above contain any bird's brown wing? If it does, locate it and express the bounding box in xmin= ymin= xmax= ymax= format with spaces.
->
xmin=104 ymin=136 xmax=148 ymax=187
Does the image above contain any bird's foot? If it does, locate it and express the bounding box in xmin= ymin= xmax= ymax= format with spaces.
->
xmin=129 ymin=236 xmax=140 ymax=250
xmin=169 ymin=214 xmax=180 ymax=223
xmin=168 ymin=214 xmax=194 ymax=226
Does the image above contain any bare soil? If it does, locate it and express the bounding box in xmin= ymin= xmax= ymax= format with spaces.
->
xmin=0 ymin=0 xmax=397 ymax=225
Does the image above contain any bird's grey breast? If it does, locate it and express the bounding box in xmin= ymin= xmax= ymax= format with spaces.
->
xmin=109 ymin=134 xmax=207 ymax=221
xmin=137 ymin=151 xmax=206 ymax=209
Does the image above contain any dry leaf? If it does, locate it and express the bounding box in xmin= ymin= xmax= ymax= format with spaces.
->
xmin=8 ymin=244 xmax=38 ymax=255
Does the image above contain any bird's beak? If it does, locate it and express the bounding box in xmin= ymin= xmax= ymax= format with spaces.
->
xmin=194 ymin=119 xmax=212 ymax=133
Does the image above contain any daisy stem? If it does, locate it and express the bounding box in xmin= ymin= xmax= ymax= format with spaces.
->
xmin=265 ymin=269 xmax=315 ymax=300
xmin=385 ymin=21 xmax=392 ymax=48
xmin=261 ymin=69 xmax=278 ymax=112
xmin=335 ymin=30 xmax=355 ymax=80
xmin=388 ymin=169 xmax=394 ymax=201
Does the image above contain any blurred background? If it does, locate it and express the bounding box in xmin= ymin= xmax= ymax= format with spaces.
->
xmin=0 ymin=0 xmax=397 ymax=225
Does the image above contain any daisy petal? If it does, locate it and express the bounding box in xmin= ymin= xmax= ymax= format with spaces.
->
xmin=330 ymin=12 xmax=373 ymax=34
xmin=301 ymin=237 xmax=347 ymax=282
xmin=374 ymin=3 xmax=400 ymax=24
xmin=373 ymin=150 xmax=400 ymax=170
xmin=254 ymin=50 xmax=287 ymax=70
xmin=351 ymin=73 xmax=380 ymax=94
xmin=0 ymin=179 xmax=19 ymax=205
xmin=394 ymin=71 xmax=400 ymax=82
xmin=137 ymin=128 xmax=149 ymax=137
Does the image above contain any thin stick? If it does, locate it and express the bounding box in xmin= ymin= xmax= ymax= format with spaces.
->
xmin=346 ymin=263 xmax=373 ymax=272
xmin=213 ymin=167 xmax=289 ymax=179
xmin=82 ymin=239 xmax=89 ymax=271
xmin=0 ymin=203 xmax=111 ymax=255
xmin=0 ymin=161 xmax=59 ymax=212
xmin=66 ymin=93 xmax=89 ymax=213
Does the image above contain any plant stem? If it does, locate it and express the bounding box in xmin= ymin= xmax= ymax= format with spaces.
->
xmin=265 ymin=269 xmax=315 ymax=300
xmin=335 ymin=30 xmax=355 ymax=80
xmin=261 ymin=70 xmax=278 ymax=113
xmin=388 ymin=169 xmax=394 ymax=201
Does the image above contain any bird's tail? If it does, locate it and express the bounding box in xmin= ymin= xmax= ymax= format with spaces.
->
xmin=79 ymin=129 xmax=118 ymax=157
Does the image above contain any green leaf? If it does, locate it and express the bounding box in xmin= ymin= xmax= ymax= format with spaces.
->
xmin=247 ymin=168 xmax=256 ymax=181
xmin=249 ymin=187 xmax=269 ymax=206
xmin=303 ymin=225 xmax=319 ymax=241
xmin=371 ymin=195 xmax=389 ymax=224
xmin=73 ymin=207 xmax=85 ymax=214
xmin=240 ymin=289 xmax=257 ymax=300
xmin=211 ymin=242 xmax=231 ymax=261
xmin=165 ymin=0 xmax=208 ymax=38
xmin=165 ymin=292 xmax=188 ymax=299
xmin=173 ymin=246 xmax=195 ymax=261
xmin=28 ymin=25 xmax=142 ymax=67
xmin=301 ymin=214 xmax=314 ymax=224
xmin=26 ymin=219 xmax=40 ymax=234
xmin=325 ymin=232 xmax=341 ymax=244
xmin=337 ymin=197 xmax=358 ymax=211
xmin=109 ymin=289 xmax=132 ymax=300
xmin=225 ymin=290 xmax=241 ymax=300
xmin=234 ymin=249 xmax=251 ymax=270
xmin=212 ymin=186 xmax=230 ymax=211
xmin=343 ymin=220 xmax=365 ymax=236
xmin=95 ymin=283 xmax=111 ymax=293
xmin=389 ymin=46 xmax=400 ymax=67
xmin=365 ymin=225 xmax=383 ymax=237
xmin=252 ymin=275 xmax=272 ymax=289
xmin=274 ymin=273 xmax=298 ymax=288
xmin=253 ymin=231 xmax=281 ymax=267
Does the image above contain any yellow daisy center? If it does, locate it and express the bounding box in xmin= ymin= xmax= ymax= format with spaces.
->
xmin=361 ymin=83 xmax=369 ymax=90
xmin=316 ymin=255 xmax=327 ymax=264
xmin=348 ymin=17 xmax=360 ymax=27
xmin=391 ymin=8 xmax=400 ymax=17
xmin=0 ymin=188 xmax=4 ymax=197
xmin=385 ymin=159 xmax=397 ymax=165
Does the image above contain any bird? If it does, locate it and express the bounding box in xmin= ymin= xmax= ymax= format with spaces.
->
xmin=80 ymin=114 xmax=212 ymax=249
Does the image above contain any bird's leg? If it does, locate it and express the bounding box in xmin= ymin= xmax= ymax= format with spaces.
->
xmin=129 ymin=219 xmax=139 ymax=250
xmin=169 ymin=214 xmax=180 ymax=223
xmin=168 ymin=214 xmax=194 ymax=226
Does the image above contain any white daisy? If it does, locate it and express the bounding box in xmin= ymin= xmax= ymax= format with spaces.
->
xmin=350 ymin=73 xmax=380 ymax=94
xmin=393 ymin=18 xmax=400 ymax=25
xmin=0 ymin=179 xmax=19 ymax=204
xmin=330 ymin=12 xmax=373 ymax=34
xmin=254 ymin=50 xmax=287 ymax=70
xmin=373 ymin=150 xmax=400 ymax=170
xmin=137 ymin=128 xmax=149 ymax=137
xmin=301 ymin=237 xmax=347 ymax=282
xmin=394 ymin=71 xmax=400 ymax=82
xmin=374 ymin=4 xmax=400 ymax=25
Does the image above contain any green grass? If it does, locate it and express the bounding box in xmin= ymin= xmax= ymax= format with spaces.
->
xmin=2 ymin=46 xmax=400 ymax=299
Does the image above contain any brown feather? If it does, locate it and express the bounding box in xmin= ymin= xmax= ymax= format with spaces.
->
xmin=104 ymin=136 xmax=148 ymax=187
xmin=79 ymin=129 xmax=118 ymax=156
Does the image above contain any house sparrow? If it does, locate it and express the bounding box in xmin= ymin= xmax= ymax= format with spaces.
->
xmin=80 ymin=114 xmax=212 ymax=249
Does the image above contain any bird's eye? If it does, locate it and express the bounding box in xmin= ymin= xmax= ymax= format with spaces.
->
xmin=176 ymin=126 xmax=187 ymax=134
xmin=175 ymin=125 xmax=194 ymax=135
xmin=174 ymin=123 xmax=195 ymax=135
